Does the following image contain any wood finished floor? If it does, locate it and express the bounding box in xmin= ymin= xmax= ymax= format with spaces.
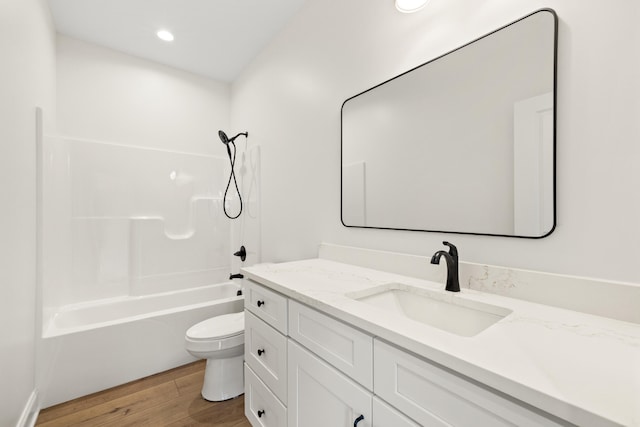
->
xmin=36 ymin=360 xmax=252 ymax=427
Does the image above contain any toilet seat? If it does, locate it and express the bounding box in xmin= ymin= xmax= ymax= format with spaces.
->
xmin=186 ymin=312 xmax=244 ymax=340
xmin=185 ymin=312 xmax=244 ymax=353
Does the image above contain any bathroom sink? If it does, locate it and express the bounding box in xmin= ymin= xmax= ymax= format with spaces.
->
xmin=347 ymin=283 xmax=512 ymax=337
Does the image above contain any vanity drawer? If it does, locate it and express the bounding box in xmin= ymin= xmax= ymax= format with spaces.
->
xmin=245 ymin=364 xmax=287 ymax=427
xmin=374 ymin=340 xmax=563 ymax=427
xmin=245 ymin=280 xmax=288 ymax=334
xmin=245 ymin=310 xmax=288 ymax=404
xmin=288 ymin=300 xmax=373 ymax=390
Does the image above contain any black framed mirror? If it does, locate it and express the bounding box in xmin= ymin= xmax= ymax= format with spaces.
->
xmin=341 ymin=9 xmax=557 ymax=238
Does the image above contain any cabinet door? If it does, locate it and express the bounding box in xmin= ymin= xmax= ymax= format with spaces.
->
xmin=288 ymin=339 xmax=371 ymax=427
xmin=375 ymin=340 xmax=563 ymax=427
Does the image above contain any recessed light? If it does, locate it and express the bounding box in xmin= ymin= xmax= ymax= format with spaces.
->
xmin=395 ymin=0 xmax=429 ymax=13
xmin=157 ymin=30 xmax=174 ymax=42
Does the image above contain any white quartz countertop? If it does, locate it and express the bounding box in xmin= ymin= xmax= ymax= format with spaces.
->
xmin=242 ymin=258 xmax=640 ymax=427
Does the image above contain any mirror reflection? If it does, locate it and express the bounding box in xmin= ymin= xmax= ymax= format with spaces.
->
xmin=341 ymin=9 xmax=557 ymax=238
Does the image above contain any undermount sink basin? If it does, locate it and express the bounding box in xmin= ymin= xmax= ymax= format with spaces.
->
xmin=347 ymin=283 xmax=512 ymax=337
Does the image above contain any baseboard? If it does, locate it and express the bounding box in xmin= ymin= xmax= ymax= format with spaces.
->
xmin=16 ymin=390 xmax=39 ymax=427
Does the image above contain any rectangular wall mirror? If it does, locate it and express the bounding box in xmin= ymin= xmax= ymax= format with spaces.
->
xmin=341 ymin=9 xmax=557 ymax=238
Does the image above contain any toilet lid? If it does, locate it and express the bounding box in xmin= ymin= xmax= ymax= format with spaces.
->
xmin=187 ymin=312 xmax=244 ymax=340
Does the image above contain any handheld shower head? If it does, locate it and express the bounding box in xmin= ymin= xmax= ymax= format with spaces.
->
xmin=218 ymin=130 xmax=248 ymax=145
xmin=218 ymin=129 xmax=248 ymax=220
xmin=218 ymin=130 xmax=230 ymax=144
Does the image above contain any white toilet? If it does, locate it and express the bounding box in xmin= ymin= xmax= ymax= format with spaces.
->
xmin=185 ymin=311 xmax=245 ymax=401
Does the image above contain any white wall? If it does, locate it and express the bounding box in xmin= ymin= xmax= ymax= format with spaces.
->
xmin=56 ymin=35 xmax=230 ymax=154
xmin=231 ymin=0 xmax=640 ymax=284
xmin=0 ymin=0 xmax=56 ymax=425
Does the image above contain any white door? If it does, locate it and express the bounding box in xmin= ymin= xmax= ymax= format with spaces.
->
xmin=288 ymin=339 xmax=371 ymax=427
xmin=342 ymin=161 xmax=367 ymax=226
xmin=513 ymin=92 xmax=554 ymax=236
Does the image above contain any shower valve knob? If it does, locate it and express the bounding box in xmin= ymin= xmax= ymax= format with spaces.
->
xmin=234 ymin=246 xmax=247 ymax=262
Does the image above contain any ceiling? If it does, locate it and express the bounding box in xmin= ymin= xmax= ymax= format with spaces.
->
xmin=47 ymin=0 xmax=308 ymax=82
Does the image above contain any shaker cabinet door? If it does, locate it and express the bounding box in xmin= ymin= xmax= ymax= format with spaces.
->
xmin=288 ymin=339 xmax=371 ymax=427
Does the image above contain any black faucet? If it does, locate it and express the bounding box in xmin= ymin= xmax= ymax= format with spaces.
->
xmin=430 ymin=241 xmax=460 ymax=292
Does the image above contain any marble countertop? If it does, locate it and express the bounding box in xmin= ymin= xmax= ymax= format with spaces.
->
xmin=242 ymin=258 xmax=640 ymax=427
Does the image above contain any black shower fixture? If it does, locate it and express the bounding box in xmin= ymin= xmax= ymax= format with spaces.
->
xmin=218 ymin=130 xmax=248 ymax=145
xmin=218 ymin=130 xmax=248 ymax=219
xmin=234 ymin=246 xmax=247 ymax=262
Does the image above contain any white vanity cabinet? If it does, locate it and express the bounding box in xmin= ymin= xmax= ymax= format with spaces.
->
xmin=244 ymin=278 xmax=564 ymax=427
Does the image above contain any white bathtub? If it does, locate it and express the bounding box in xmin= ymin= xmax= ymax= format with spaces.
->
xmin=43 ymin=282 xmax=242 ymax=337
xmin=38 ymin=282 xmax=244 ymax=408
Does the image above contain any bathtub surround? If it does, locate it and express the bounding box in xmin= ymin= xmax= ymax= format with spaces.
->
xmin=41 ymin=136 xmax=233 ymax=308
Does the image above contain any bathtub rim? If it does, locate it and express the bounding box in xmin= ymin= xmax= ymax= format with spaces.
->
xmin=42 ymin=281 xmax=243 ymax=338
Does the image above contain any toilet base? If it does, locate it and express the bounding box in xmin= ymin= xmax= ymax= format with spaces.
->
xmin=201 ymin=354 xmax=245 ymax=401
